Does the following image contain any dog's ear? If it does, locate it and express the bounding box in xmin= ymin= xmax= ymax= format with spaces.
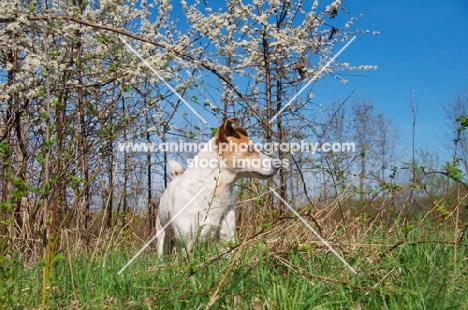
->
xmin=217 ymin=118 xmax=239 ymax=143
xmin=216 ymin=118 xmax=247 ymax=144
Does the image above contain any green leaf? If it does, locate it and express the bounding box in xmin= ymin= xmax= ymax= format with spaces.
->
xmin=50 ymin=49 xmax=58 ymax=60
xmin=52 ymin=253 xmax=66 ymax=264
xmin=456 ymin=116 xmax=468 ymax=129
xmin=0 ymin=201 xmax=14 ymax=212
xmin=443 ymin=161 xmax=465 ymax=182
xmin=11 ymin=189 xmax=26 ymax=199
xmin=51 ymin=98 xmax=61 ymax=108
xmin=38 ymin=86 xmax=45 ymax=98
xmin=108 ymin=63 xmax=116 ymax=72
xmin=123 ymin=84 xmax=133 ymax=92
xmin=29 ymin=1 xmax=36 ymax=12
xmin=69 ymin=175 xmax=85 ymax=185
xmin=97 ymin=33 xmax=110 ymax=44
xmin=45 ymin=137 xmax=56 ymax=148
xmin=36 ymin=152 xmax=44 ymax=164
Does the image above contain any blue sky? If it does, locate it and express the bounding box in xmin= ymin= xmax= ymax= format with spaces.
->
xmin=149 ymin=0 xmax=468 ymax=161
xmin=314 ymin=0 xmax=468 ymax=159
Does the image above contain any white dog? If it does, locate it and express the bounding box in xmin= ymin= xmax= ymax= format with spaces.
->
xmin=156 ymin=118 xmax=278 ymax=257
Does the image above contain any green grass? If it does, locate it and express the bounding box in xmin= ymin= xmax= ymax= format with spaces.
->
xmin=4 ymin=220 xmax=468 ymax=309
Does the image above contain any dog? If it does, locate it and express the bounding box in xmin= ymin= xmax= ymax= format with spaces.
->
xmin=156 ymin=118 xmax=278 ymax=257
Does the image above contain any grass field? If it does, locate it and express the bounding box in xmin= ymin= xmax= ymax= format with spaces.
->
xmin=3 ymin=211 xmax=467 ymax=309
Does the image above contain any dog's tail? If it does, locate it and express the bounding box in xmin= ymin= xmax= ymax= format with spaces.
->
xmin=168 ymin=160 xmax=184 ymax=178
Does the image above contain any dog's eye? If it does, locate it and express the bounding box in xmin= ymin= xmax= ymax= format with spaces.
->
xmin=248 ymin=145 xmax=255 ymax=153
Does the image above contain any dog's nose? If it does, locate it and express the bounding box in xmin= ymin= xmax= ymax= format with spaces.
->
xmin=271 ymin=166 xmax=279 ymax=175
xmin=264 ymin=162 xmax=279 ymax=176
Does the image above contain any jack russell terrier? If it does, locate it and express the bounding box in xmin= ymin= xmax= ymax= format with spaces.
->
xmin=156 ymin=118 xmax=279 ymax=257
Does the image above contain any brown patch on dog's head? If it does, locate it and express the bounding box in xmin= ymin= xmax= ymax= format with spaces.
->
xmin=216 ymin=118 xmax=248 ymax=145
xmin=214 ymin=118 xmax=278 ymax=178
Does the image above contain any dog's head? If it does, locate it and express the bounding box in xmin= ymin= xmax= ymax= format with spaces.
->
xmin=215 ymin=118 xmax=278 ymax=179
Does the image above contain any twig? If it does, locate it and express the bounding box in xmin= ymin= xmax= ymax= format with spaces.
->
xmin=205 ymin=240 xmax=247 ymax=309
xmin=147 ymin=215 xmax=290 ymax=302
xmin=273 ymin=254 xmax=364 ymax=289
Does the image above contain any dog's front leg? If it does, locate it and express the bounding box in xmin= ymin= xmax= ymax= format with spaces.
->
xmin=155 ymin=215 xmax=165 ymax=258
xmin=218 ymin=206 xmax=236 ymax=246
